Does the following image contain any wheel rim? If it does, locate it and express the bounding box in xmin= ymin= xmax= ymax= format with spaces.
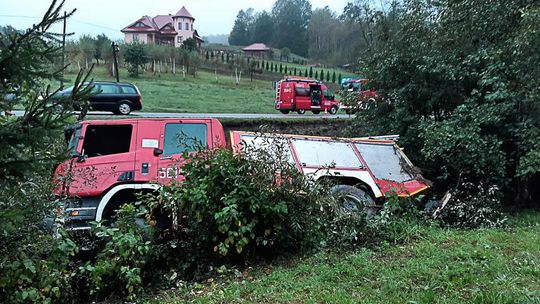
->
xmin=330 ymin=107 xmax=337 ymax=114
xmin=119 ymin=103 xmax=131 ymax=115
xmin=298 ymin=110 xmax=305 ymax=114
xmin=341 ymin=194 xmax=364 ymax=212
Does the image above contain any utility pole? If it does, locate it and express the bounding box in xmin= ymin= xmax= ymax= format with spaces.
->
xmin=111 ymin=42 xmax=120 ymax=82
xmin=60 ymin=11 xmax=67 ymax=87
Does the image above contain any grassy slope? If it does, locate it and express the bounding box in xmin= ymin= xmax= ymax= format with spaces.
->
xmin=154 ymin=213 xmax=540 ymax=303
xmin=63 ymin=67 xmax=276 ymax=114
xmin=58 ymin=60 xmax=354 ymax=114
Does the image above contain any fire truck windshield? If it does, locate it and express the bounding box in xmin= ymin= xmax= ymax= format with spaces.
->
xmin=64 ymin=124 xmax=82 ymax=156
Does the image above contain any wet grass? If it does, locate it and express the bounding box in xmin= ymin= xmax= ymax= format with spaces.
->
xmin=152 ymin=212 xmax=540 ymax=304
xmin=62 ymin=66 xmax=276 ymax=114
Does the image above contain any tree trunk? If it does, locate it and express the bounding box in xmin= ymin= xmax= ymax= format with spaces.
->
xmin=182 ymin=65 xmax=186 ymax=79
xmin=172 ymin=58 xmax=176 ymax=75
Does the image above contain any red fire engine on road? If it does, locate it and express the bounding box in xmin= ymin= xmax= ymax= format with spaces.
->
xmin=274 ymin=76 xmax=340 ymax=115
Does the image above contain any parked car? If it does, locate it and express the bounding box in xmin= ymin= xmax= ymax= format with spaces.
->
xmin=55 ymin=81 xmax=142 ymax=115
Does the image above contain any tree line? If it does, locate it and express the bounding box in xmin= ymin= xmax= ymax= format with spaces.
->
xmin=351 ymin=0 xmax=540 ymax=207
xmin=228 ymin=0 xmax=393 ymax=66
xmin=229 ymin=0 xmax=312 ymax=57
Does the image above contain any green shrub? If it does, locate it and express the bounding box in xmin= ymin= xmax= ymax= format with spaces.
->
xmin=324 ymin=191 xmax=430 ymax=248
xmin=145 ymin=144 xmax=329 ymax=275
xmin=0 ymin=180 xmax=79 ymax=304
xmin=368 ymin=193 xmax=430 ymax=245
xmin=436 ymin=181 xmax=507 ymax=229
xmin=79 ymin=204 xmax=153 ymax=301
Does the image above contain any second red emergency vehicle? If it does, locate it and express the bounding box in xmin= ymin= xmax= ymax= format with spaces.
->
xmin=274 ymin=76 xmax=340 ymax=115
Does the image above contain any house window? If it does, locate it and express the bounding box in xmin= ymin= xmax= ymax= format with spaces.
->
xmin=177 ymin=36 xmax=183 ymax=43
xmin=133 ymin=34 xmax=139 ymax=42
xmin=178 ymin=22 xmax=181 ymax=29
xmin=191 ymin=24 xmax=193 ymax=31
xmin=163 ymin=123 xmax=207 ymax=155
xmin=185 ymin=23 xmax=189 ymax=30
xmin=82 ymin=125 xmax=132 ymax=158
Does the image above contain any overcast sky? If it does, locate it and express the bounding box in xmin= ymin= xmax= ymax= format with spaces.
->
xmin=0 ymin=0 xmax=351 ymax=39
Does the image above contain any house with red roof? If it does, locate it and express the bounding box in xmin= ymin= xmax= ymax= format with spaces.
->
xmin=242 ymin=43 xmax=273 ymax=59
xmin=121 ymin=6 xmax=203 ymax=48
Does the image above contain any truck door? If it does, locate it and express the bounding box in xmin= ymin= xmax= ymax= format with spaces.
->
xmin=295 ymin=83 xmax=311 ymax=110
xmin=156 ymin=120 xmax=211 ymax=183
xmin=280 ymin=82 xmax=293 ymax=109
xmin=69 ymin=122 xmax=137 ymax=197
xmin=310 ymin=84 xmax=322 ymax=107
xmin=133 ymin=120 xmax=161 ymax=183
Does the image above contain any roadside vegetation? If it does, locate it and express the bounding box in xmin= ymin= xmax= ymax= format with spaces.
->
xmin=0 ymin=0 xmax=539 ymax=303
xmin=154 ymin=213 xmax=540 ymax=303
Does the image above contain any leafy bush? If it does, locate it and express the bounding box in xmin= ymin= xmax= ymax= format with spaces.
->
xmin=146 ymin=145 xmax=328 ymax=272
xmin=368 ymin=193 xmax=431 ymax=245
xmin=79 ymin=204 xmax=153 ymax=301
xmin=349 ymin=0 xmax=540 ymax=206
xmin=437 ymin=182 xmax=507 ymax=229
xmin=0 ymin=176 xmax=80 ymax=303
xmin=326 ymin=191 xmax=430 ymax=248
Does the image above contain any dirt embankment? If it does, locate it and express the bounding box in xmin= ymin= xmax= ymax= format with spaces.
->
xmin=221 ymin=118 xmax=351 ymax=138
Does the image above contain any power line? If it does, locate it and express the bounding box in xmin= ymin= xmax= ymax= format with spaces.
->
xmin=72 ymin=19 xmax=118 ymax=32
xmin=0 ymin=14 xmax=119 ymax=33
xmin=0 ymin=14 xmax=41 ymax=19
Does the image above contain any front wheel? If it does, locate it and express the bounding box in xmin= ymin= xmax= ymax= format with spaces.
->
xmin=329 ymin=106 xmax=338 ymax=115
xmin=297 ymin=109 xmax=306 ymax=114
xmin=116 ymin=102 xmax=132 ymax=115
xmin=280 ymin=110 xmax=290 ymax=114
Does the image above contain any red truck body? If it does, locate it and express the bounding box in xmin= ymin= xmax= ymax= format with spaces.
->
xmin=54 ymin=118 xmax=428 ymax=230
xmin=341 ymin=78 xmax=380 ymax=113
xmin=274 ymin=76 xmax=340 ymax=115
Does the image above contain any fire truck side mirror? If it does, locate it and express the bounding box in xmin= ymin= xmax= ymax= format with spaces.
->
xmin=153 ymin=148 xmax=163 ymax=156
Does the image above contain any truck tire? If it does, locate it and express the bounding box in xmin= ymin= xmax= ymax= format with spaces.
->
xmin=312 ymin=110 xmax=320 ymax=115
xmin=330 ymin=185 xmax=377 ymax=216
xmin=280 ymin=110 xmax=290 ymax=114
xmin=297 ymin=109 xmax=306 ymax=114
xmin=116 ymin=101 xmax=132 ymax=115
xmin=329 ymin=106 xmax=338 ymax=115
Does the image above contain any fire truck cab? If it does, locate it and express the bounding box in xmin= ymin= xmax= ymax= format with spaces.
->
xmin=275 ymin=76 xmax=340 ymax=115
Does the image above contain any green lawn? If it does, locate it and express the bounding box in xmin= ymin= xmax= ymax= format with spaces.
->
xmin=63 ymin=67 xmax=276 ymax=114
xmin=55 ymin=63 xmax=354 ymax=114
xmin=152 ymin=212 xmax=540 ymax=303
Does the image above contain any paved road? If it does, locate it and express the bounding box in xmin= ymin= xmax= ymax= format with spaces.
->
xmin=11 ymin=110 xmax=354 ymax=119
